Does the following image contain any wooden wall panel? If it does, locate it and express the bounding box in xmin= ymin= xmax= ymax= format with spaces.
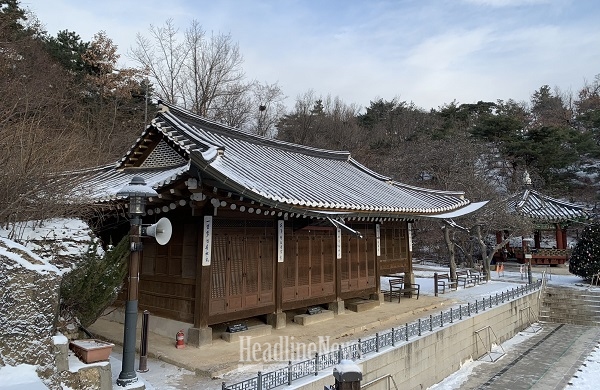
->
xmin=210 ymin=235 xmax=227 ymax=315
xmin=379 ymin=222 xmax=411 ymax=275
xmin=208 ymin=221 xmax=275 ymax=319
xmin=139 ymin=277 xmax=194 ymax=322
xmin=282 ymin=230 xmax=337 ymax=303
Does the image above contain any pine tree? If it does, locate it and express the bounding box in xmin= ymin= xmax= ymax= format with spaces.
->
xmin=60 ymin=235 xmax=129 ymax=327
xmin=568 ymin=224 xmax=600 ymax=280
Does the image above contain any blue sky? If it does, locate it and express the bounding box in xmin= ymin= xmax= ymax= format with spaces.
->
xmin=26 ymin=0 xmax=600 ymax=112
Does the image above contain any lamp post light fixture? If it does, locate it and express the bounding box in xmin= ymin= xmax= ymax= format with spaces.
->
xmin=116 ymin=176 xmax=157 ymax=387
xmin=523 ymin=237 xmax=534 ymax=284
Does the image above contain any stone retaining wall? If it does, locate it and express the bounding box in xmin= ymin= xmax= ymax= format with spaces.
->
xmin=297 ymin=291 xmax=540 ymax=390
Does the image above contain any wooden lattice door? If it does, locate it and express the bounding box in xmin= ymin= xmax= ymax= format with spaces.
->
xmin=341 ymin=229 xmax=376 ymax=292
xmin=209 ymin=229 xmax=274 ymax=316
xmin=282 ymin=231 xmax=335 ymax=303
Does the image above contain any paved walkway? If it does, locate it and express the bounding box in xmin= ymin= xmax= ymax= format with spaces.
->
xmin=456 ymin=323 xmax=600 ymax=390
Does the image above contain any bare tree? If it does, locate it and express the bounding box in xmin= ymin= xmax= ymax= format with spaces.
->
xmin=196 ymin=80 xmax=286 ymax=137
xmin=277 ymin=91 xmax=363 ymax=149
xmin=130 ymin=19 xmax=186 ymax=105
xmin=0 ymin=26 xmax=93 ymax=227
xmin=181 ymin=21 xmax=245 ymax=117
xmin=130 ymin=19 xmax=286 ymax=135
xmin=250 ymin=82 xmax=286 ymax=137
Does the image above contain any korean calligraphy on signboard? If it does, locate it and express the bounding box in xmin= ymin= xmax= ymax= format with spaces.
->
xmin=376 ymin=224 xmax=381 ymax=256
xmin=408 ymin=222 xmax=413 ymax=252
xmin=336 ymin=228 xmax=342 ymax=259
xmin=201 ymin=216 xmax=213 ymax=266
xmin=278 ymin=220 xmax=285 ymax=263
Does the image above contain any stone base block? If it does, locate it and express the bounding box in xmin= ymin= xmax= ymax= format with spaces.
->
xmin=221 ymin=324 xmax=272 ymax=343
xmin=266 ymin=312 xmax=287 ymax=329
xmin=345 ymin=299 xmax=380 ymax=313
xmin=187 ymin=327 xmax=213 ymax=348
xmin=328 ymin=300 xmax=345 ymax=315
xmin=293 ymin=309 xmax=335 ymax=326
xmin=369 ymin=292 xmax=385 ymax=303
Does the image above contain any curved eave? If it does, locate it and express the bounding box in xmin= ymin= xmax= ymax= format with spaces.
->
xmin=191 ymin=151 xmax=474 ymax=219
xmin=511 ymin=189 xmax=590 ymax=223
xmin=73 ymin=164 xmax=190 ymax=203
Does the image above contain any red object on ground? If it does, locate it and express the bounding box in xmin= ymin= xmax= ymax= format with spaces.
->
xmin=176 ymin=329 xmax=185 ymax=349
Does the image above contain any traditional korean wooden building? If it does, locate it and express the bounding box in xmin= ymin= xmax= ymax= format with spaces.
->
xmin=497 ymin=188 xmax=590 ymax=265
xmin=81 ymin=101 xmax=483 ymax=345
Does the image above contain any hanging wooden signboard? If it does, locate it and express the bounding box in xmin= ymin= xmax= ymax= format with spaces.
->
xmin=201 ymin=216 xmax=212 ymax=266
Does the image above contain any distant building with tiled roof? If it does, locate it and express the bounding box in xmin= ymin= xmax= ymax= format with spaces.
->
xmin=498 ymin=183 xmax=589 ymax=266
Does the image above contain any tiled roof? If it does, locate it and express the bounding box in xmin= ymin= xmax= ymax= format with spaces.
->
xmin=76 ymin=101 xmax=485 ymax=219
xmin=507 ymin=189 xmax=589 ymax=223
xmin=76 ymin=163 xmax=189 ymax=202
xmin=137 ymin=102 xmax=473 ymax=218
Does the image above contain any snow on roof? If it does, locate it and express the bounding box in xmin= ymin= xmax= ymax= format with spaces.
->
xmin=507 ymin=189 xmax=589 ymax=223
xmin=150 ymin=102 xmax=473 ymax=217
xmin=72 ymin=102 xmax=483 ymax=219
xmin=74 ymin=164 xmax=188 ymax=202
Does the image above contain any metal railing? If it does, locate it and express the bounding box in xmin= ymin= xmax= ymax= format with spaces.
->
xmin=222 ymin=281 xmax=542 ymax=390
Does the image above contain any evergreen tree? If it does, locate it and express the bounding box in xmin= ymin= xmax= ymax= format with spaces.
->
xmin=569 ymin=224 xmax=600 ymax=280
xmin=44 ymin=30 xmax=89 ymax=74
xmin=60 ymin=235 xmax=129 ymax=327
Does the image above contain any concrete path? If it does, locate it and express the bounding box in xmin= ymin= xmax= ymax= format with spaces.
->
xmin=457 ymin=323 xmax=600 ymax=390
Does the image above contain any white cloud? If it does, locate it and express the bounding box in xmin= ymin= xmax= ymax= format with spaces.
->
xmin=462 ymin=0 xmax=553 ymax=7
xmin=25 ymin=0 xmax=600 ymax=111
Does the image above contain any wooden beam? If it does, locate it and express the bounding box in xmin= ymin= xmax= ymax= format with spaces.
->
xmin=275 ymin=222 xmax=283 ymax=313
xmin=194 ymin=216 xmax=211 ymax=328
xmin=170 ymin=188 xmax=183 ymax=197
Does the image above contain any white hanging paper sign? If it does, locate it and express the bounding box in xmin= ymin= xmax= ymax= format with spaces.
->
xmin=376 ymin=224 xmax=381 ymax=256
xmin=336 ymin=228 xmax=342 ymax=259
xmin=408 ymin=223 xmax=413 ymax=252
xmin=278 ymin=220 xmax=285 ymax=263
xmin=201 ymin=216 xmax=213 ymax=266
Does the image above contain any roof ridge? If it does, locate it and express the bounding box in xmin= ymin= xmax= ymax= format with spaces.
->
xmin=158 ymin=101 xmax=352 ymax=161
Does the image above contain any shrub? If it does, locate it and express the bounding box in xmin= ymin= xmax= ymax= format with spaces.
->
xmin=60 ymin=235 xmax=129 ymax=327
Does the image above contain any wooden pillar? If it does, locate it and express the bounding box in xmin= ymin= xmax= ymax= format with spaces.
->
xmin=374 ymin=224 xmax=381 ymax=294
xmin=194 ymin=213 xmax=213 ymax=329
xmin=194 ymin=250 xmax=211 ymax=327
xmin=555 ymin=224 xmax=564 ymax=249
xmin=561 ymin=229 xmax=568 ymax=250
xmin=275 ymin=220 xmax=284 ymax=313
xmin=267 ymin=219 xmax=287 ymax=329
xmin=534 ymin=231 xmax=541 ymax=249
xmin=335 ymin=228 xmax=342 ymax=301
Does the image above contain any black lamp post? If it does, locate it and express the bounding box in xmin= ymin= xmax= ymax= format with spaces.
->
xmin=116 ymin=176 xmax=157 ymax=387
xmin=523 ymin=237 xmax=534 ymax=284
